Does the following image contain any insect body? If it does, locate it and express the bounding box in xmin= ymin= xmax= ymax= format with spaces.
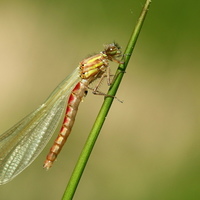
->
xmin=0 ymin=43 xmax=122 ymax=184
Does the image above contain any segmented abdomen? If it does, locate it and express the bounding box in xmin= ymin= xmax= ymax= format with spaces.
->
xmin=43 ymin=80 xmax=88 ymax=169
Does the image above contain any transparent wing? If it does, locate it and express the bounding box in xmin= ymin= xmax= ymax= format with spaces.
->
xmin=0 ymin=67 xmax=80 ymax=184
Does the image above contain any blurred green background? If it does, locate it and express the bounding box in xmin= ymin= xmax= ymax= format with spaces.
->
xmin=0 ymin=0 xmax=200 ymax=199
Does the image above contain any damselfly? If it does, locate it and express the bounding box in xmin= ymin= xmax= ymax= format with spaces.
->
xmin=0 ymin=43 xmax=122 ymax=185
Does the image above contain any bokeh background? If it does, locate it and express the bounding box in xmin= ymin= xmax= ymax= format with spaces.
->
xmin=0 ymin=0 xmax=200 ymax=199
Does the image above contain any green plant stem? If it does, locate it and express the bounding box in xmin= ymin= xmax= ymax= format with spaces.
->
xmin=62 ymin=0 xmax=151 ymax=199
